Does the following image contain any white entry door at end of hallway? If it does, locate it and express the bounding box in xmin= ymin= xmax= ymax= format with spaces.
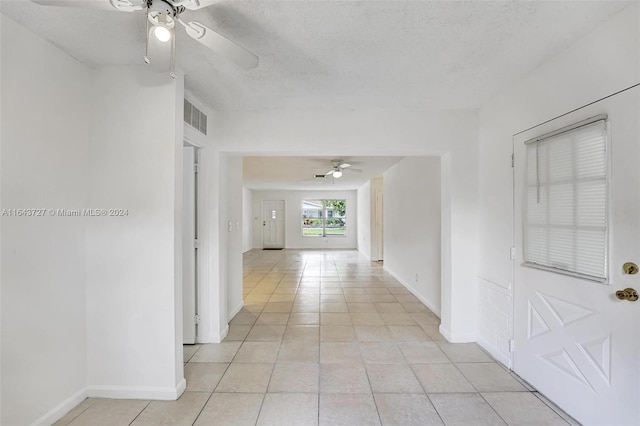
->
xmin=262 ymin=200 xmax=285 ymax=249
xmin=513 ymin=86 xmax=640 ymax=426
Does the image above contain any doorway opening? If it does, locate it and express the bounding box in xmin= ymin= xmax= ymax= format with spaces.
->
xmin=183 ymin=144 xmax=199 ymax=344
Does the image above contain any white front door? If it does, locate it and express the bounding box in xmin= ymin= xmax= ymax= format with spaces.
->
xmin=513 ymin=87 xmax=640 ymax=425
xmin=182 ymin=146 xmax=197 ymax=344
xmin=262 ymin=200 xmax=285 ymax=249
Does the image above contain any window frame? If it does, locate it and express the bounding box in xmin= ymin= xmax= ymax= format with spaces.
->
xmin=301 ymin=199 xmax=347 ymax=238
xmin=522 ymin=114 xmax=609 ymax=283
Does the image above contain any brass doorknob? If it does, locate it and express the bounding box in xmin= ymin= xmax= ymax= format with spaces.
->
xmin=623 ymin=262 xmax=638 ymax=275
xmin=615 ymin=288 xmax=638 ymax=301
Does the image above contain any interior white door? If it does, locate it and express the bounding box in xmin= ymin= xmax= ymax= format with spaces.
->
xmin=262 ymin=200 xmax=285 ymax=249
xmin=375 ymin=189 xmax=384 ymax=261
xmin=513 ymin=87 xmax=640 ymax=425
xmin=182 ymin=146 xmax=197 ymax=344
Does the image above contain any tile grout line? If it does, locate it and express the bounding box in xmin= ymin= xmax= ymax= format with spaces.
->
xmin=56 ymin=399 xmax=98 ymax=426
xmin=249 ymin=260 xmax=279 ymax=426
xmin=240 ymin=250 xmax=456 ymax=425
xmin=126 ymin=400 xmax=152 ymax=426
xmin=476 ymin=392 xmax=511 ymax=426
xmin=531 ymin=392 xmax=575 ymax=425
xmin=401 ymin=342 xmax=448 ymax=426
xmin=316 ymin=264 xmax=322 ymax=425
xmin=190 ymin=391 xmax=215 ymax=425
xmin=447 ymin=351 xmax=513 ymax=425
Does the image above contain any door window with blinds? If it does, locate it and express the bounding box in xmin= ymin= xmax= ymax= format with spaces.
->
xmin=523 ymin=115 xmax=609 ymax=282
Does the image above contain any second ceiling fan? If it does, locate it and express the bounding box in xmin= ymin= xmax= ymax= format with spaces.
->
xmin=325 ymin=159 xmax=362 ymax=179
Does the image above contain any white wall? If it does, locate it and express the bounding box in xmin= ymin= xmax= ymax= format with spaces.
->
xmin=85 ymin=66 xmax=185 ymax=399
xmin=1 ymin=15 xmax=90 ymax=425
xmin=182 ymin=91 xmax=228 ymax=344
xmin=242 ymin=187 xmax=253 ymax=253
xmin=251 ymin=190 xmax=357 ymax=249
xmin=369 ymin=178 xmax=383 ymax=261
xmin=199 ymin=148 xmax=226 ymax=342
xmin=225 ymin=156 xmax=244 ymax=320
xmin=183 ymin=99 xmax=239 ymax=343
xmin=477 ymin=4 xmax=640 ymax=366
xmin=357 ymin=178 xmax=385 ymax=261
xmin=212 ymin=108 xmax=478 ymax=341
xmin=1 ymin=14 xmax=238 ymax=425
xmin=384 ymin=157 xmax=441 ymax=315
xmin=356 ymin=181 xmax=371 ymax=258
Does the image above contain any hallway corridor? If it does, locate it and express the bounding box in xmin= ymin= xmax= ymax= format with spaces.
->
xmin=54 ymin=249 xmax=576 ymax=425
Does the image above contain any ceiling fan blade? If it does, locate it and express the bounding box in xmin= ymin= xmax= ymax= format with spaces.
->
xmin=181 ymin=20 xmax=259 ymax=69
xmin=340 ymin=163 xmax=352 ymax=168
xmin=30 ymin=0 xmax=144 ymax=11
xmin=347 ymin=168 xmax=363 ymax=173
xmin=325 ymin=170 xmax=335 ymax=176
xmin=172 ymin=0 xmax=221 ymax=10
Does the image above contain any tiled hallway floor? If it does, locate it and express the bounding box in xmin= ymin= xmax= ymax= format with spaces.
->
xmin=56 ymin=249 xmax=578 ymax=425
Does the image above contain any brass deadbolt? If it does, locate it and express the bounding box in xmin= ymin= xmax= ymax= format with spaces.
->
xmin=615 ymin=288 xmax=638 ymax=301
xmin=623 ymin=262 xmax=639 ymax=275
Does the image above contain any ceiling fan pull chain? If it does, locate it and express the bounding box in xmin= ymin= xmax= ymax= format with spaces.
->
xmin=169 ymin=28 xmax=177 ymax=79
xmin=143 ymin=9 xmax=151 ymax=64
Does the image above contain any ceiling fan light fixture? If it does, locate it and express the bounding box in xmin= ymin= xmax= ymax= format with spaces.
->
xmin=153 ymin=24 xmax=172 ymax=42
xmin=30 ymin=0 xmax=260 ymax=75
xmin=333 ymin=170 xmax=343 ymax=178
xmin=144 ymin=1 xmax=177 ymax=76
xmin=147 ymin=0 xmax=176 ymax=43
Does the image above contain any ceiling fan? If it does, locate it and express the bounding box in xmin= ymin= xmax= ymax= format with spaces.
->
xmin=324 ymin=159 xmax=362 ymax=179
xmin=30 ymin=0 xmax=259 ymax=76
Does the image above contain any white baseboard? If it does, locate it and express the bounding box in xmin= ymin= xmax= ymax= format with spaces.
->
xmin=477 ymin=337 xmax=512 ymax=368
xmin=383 ymin=267 xmax=441 ymax=317
xmin=31 ymin=388 xmax=88 ymax=426
xmin=175 ymin=378 xmax=186 ymax=398
xmin=199 ymin=302 xmax=240 ymax=344
xmin=357 ymin=249 xmax=371 ymax=261
xmin=438 ymin=324 xmax=476 ymax=343
xmin=204 ymin=324 xmax=229 ymax=344
xmin=227 ymin=301 xmax=244 ymax=322
xmin=218 ymin=324 xmax=229 ymax=342
xmin=87 ymin=380 xmax=185 ymax=400
xmin=30 ymin=379 xmax=186 ymax=425
xmin=438 ymin=324 xmax=453 ymax=342
xmin=383 ymin=266 xmax=479 ymax=343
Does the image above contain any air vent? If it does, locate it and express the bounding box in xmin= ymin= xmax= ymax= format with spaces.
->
xmin=184 ymin=99 xmax=207 ymax=135
xmin=314 ymin=174 xmax=326 ymax=178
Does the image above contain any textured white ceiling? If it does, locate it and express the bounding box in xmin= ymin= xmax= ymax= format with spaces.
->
xmin=1 ymin=1 xmax=632 ymax=111
xmin=243 ymin=156 xmax=403 ymax=190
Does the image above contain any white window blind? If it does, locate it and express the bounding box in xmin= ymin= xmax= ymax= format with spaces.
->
xmin=524 ymin=116 xmax=608 ymax=282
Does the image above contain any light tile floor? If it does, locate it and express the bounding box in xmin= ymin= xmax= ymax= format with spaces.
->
xmin=55 ymin=249 xmax=579 ymax=425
